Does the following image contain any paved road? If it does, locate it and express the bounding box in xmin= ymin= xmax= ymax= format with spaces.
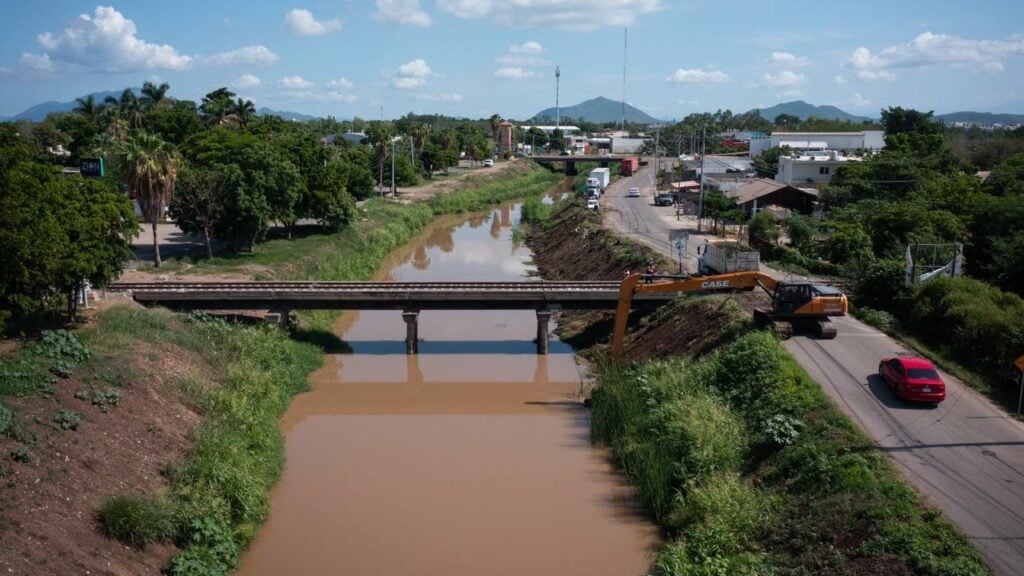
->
xmin=601 ymin=168 xmax=1024 ymax=575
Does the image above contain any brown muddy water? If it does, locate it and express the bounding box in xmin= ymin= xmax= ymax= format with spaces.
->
xmin=238 ymin=200 xmax=660 ymax=576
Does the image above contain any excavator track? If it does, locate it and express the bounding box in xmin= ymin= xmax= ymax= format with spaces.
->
xmin=813 ymin=318 xmax=838 ymax=339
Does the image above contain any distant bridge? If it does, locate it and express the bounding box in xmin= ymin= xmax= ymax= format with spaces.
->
xmin=528 ymin=155 xmax=633 ymax=175
xmin=110 ymin=281 xmax=673 ymax=354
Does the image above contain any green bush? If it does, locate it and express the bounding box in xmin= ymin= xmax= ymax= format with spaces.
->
xmin=910 ymin=276 xmax=1024 ymax=364
xmin=853 ymin=258 xmax=909 ymax=311
xmin=520 ymin=197 xmax=553 ymax=224
xmin=0 ymin=402 xmax=14 ymax=436
xmin=166 ymin=517 xmax=239 ymax=576
xmin=98 ymin=494 xmax=179 ymax=547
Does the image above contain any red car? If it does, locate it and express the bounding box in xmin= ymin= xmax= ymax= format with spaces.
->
xmin=878 ymin=356 xmax=946 ymax=403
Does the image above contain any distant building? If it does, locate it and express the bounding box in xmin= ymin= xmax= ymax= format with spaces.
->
xmin=498 ymin=121 xmax=514 ymax=154
xmin=776 ymin=152 xmax=863 ymax=185
xmin=749 ymin=130 xmax=885 ymax=157
xmin=680 ymin=155 xmax=754 ymax=176
xmin=525 ymin=125 xmax=580 ymax=135
xmin=611 ymin=137 xmax=647 ymax=154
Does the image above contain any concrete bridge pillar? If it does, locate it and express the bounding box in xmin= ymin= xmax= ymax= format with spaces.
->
xmin=402 ymin=310 xmax=420 ymax=354
xmin=267 ymin=309 xmax=292 ymax=330
xmin=536 ymin=309 xmax=552 ymax=355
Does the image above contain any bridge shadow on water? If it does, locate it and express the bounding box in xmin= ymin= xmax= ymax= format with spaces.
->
xmin=336 ymin=339 xmax=576 ymax=355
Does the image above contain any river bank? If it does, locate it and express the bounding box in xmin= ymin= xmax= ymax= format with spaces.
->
xmin=524 ymin=201 xmax=989 ymax=575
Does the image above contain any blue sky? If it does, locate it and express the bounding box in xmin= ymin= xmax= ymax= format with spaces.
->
xmin=2 ymin=1 xmax=1023 ymax=120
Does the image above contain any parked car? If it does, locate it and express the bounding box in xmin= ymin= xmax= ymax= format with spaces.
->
xmin=878 ymin=356 xmax=946 ymax=403
xmin=586 ymin=197 xmax=599 ymax=211
xmin=628 ymin=187 xmax=640 ymax=198
xmin=654 ymin=193 xmax=675 ymax=206
xmin=482 ymin=159 xmax=494 ymax=167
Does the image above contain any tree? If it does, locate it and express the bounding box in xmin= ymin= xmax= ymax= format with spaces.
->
xmin=1 ymin=132 xmax=135 ymax=324
xmin=111 ymin=131 xmax=181 ymax=267
xmin=170 ymin=167 xmax=228 ymax=259
xmin=306 ymin=161 xmax=356 ymax=230
xmin=73 ymin=95 xmax=104 ymax=124
xmin=548 ymin=128 xmax=565 ymax=151
xmin=774 ymin=114 xmax=800 ymax=130
xmin=881 ymin=107 xmax=942 ymax=137
xmin=237 ymin=144 xmax=305 ymax=238
xmin=233 ymin=98 xmax=256 ymax=128
xmin=752 ymin=146 xmax=792 ymax=179
xmin=200 ymin=87 xmax=238 ymax=126
xmin=105 ymin=88 xmax=143 ymax=129
xmin=489 ymin=113 xmax=502 ymax=151
xmin=827 ymin=221 xmax=873 ymax=264
xmin=140 ymin=81 xmax=170 ymax=110
xmin=785 ymin=213 xmax=817 ymax=255
xmin=748 ymin=211 xmax=780 ymax=250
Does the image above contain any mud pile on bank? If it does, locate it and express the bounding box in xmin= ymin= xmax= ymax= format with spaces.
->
xmin=526 ymin=202 xmax=754 ymax=360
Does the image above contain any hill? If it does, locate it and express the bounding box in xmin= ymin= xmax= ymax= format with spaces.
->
xmin=533 ymin=97 xmax=660 ymax=124
xmin=935 ymin=111 xmax=1024 ymax=125
xmin=749 ymin=100 xmax=873 ymax=123
xmin=7 ymin=89 xmax=137 ymax=122
xmin=256 ymin=107 xmax=320 ymax=122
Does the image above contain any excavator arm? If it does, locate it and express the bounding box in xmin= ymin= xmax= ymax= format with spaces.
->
xmin=610 ymin=271 xmax=779 ymax=361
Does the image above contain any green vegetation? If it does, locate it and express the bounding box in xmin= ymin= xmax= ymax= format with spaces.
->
xmin=98 ymin=494 xmax=179 ymax=547
xmin=80 ymin=306 xmax=321 ymax=574
xmin=519 ymin=197 xmax=554 ymax=224
xmin=593 ymin=327 xmax=988 ymax=575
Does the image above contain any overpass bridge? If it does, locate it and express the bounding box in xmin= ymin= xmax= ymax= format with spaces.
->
xmin=110 ymin=281 xmax=673 ymax=354
xmin=528 ymin=155 xmax=631 ymax=175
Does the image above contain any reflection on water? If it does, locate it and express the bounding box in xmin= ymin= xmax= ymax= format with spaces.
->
xmin=238 ymin=199 xmax=659 ymax=576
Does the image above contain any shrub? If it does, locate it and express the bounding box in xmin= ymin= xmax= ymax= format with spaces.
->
xmin=0 ymin=402 xmax=14 ymax=436
xmin=519 ymin=197 xmax=553 ymax=224
xmin=166 ymin=517 xmax=239 ymax=576
xmin=854 ymin=258 xmax=909 ymax=311
xmin=98 ymin=494 xmax=179 ymax=547
xmin=909 ymin=276 xmax=1024 ymax=364
xmin=749 ymin=211 xmax=779 ymax=250
xmin=52 ymin=408 xmax=83 ymax=430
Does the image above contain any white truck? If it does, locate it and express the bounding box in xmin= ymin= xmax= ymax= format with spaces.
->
xmin=697 ymin=241 xmax=760 ymax=275
xmin=589 ymin=168 xmax=611 ymax=191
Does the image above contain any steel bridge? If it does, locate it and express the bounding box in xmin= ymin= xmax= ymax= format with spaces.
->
xmin=110 ymin=281 xmax=673 ymax=354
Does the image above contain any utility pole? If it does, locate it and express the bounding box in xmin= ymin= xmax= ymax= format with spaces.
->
xmin=621 ymin=28 xmax=628 ymax=132
xmin=555 ymin=66 xmax=561 ymax=130
xmin=391 ymin=138 xmax=396 ymax=196
xmin=378 ymin=106 xmax=384 ymax=198
xmin=698 ymin=124 xmax=706 ymax=232
xmin=654 ymin=127 xmax=660 ymax=189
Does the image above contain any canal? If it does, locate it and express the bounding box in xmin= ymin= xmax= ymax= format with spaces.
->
xmin=237 ymin=198 xmax=659 ymax=575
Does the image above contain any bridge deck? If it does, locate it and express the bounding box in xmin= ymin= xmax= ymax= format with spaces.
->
xmin=110 ymin=281 xmax=673 ymax=311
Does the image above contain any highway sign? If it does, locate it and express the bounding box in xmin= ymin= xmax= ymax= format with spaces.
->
xmin=80 ymin=158 xmax=104 ymax=177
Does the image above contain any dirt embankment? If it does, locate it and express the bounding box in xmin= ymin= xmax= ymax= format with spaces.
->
xmin=0 ymin=329 xmax=203 ymax=575
xmin=526 ymin=203 xmax=753 ymax=360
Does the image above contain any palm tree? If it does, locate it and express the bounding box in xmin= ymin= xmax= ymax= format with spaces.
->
xmin=104 ymin=89 xmax=143 ymax=129
xmin=114 ymin=131 xmax=181 ymax=267
xmin=232 ymin=98 xmax=256 ymax=128
xmin=200 ymin=87 xmax=237 ymax=126
xmin=73 ymin=95 xmax=104 ymax=123
xmin=489 ymin=114 xmax=502 ymax=145
xmin=140 ymin=81 xmax=170 ymax=110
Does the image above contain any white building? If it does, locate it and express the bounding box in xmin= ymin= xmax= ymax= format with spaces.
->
xmin=526 ymin=125 xmax=581 ymax=135
xmin=750 ymin=130 xmax=885 ymax=157
xmin=776 ymin=152 xmax=863 ymax=185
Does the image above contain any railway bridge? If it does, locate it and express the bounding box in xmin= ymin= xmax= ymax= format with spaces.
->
xmin=110 ymin=281 xmax=674 ymax=354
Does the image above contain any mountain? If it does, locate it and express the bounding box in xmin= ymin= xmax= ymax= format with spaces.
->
xmin=935 ymin=111 xmax=1024 ymax=125
xmin=533 ymin=97 xmax=661 ymax=124
xmin=256 ymin=107 xmax=321 ymax=122
xmin=748 ymin=100 xmax=873 ymax=123
xmin=7 ymin=89 xmax=135 ymax=122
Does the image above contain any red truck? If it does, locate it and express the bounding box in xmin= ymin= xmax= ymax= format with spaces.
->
xmin=620 ymin=156 xmax=639 ymax=176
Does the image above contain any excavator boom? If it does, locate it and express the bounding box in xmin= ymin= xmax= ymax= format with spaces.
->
xmin=610 ymin=272 xmax=847 ymax=361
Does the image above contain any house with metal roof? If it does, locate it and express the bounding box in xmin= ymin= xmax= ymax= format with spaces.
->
xmin=720 ymin=178 xmax=818 ymax=217
xmin=749 ymin=130 xmax=885 ymax=157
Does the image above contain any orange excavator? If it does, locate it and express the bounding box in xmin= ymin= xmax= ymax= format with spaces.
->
xmin=611 ymin=271 xmax=848 ymax=361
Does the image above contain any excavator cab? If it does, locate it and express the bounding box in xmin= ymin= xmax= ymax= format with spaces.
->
xmin=761 ymin=282 xmax=847 ymax=339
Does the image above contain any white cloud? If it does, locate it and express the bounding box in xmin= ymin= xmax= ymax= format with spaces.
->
xmin=765 ymin=51 xmax=810 ymax=67
xmin=278 ymin=90 xmax=358 ymax=103
xmin=437 ymin=0 xmax=662 ymax=32
xmin=834 ymin=74 xmax=848 ymax=85
xmin=776 ymin=89 xmax=802 ymax=99
xmin=414 ymin=92 xmax=463 ymax=102
xmin=495 ymin=41 xmax=549 ymax=67
xmin=32 ymin=6 xmax=191 ymax=72
xmin=19 ymin=53 xmax=56 ymax=77
xmin=848 ymin=32 xmax=1024 ymax=81
xmin=281 ymin=75 xmax=314 ymax=89
xmin=327 ymin=77 xmax=354 ymax=89
xmin=510 ymin=41 xmax=544 ymax=54
xmin=665 ymin=68 xmax=730 ymax=86
xmin=850 ymin=93 xmax=872 ymax=108
xmin=201 ymin=45 xmax=280 ymax=67
xmin=760 ymin=70 xmax=806 ymax=87
xmin=392 ymin=58 xmax=432 ymax=88
xmin=233 ymin=73 xmax=262 ymax=89
xmin=284 ymin=8 xmax=342 ymax=36
xmin=374 ymin=0 xmax=432 ymax=27
xmin=494 ymin=67 xmax=538 ymax=79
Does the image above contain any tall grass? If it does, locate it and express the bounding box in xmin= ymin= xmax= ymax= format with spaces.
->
xmin=592 ymin=331 xmax=989 ymax=575
xmin=82 ymin=306 xmax=321 ymax=574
